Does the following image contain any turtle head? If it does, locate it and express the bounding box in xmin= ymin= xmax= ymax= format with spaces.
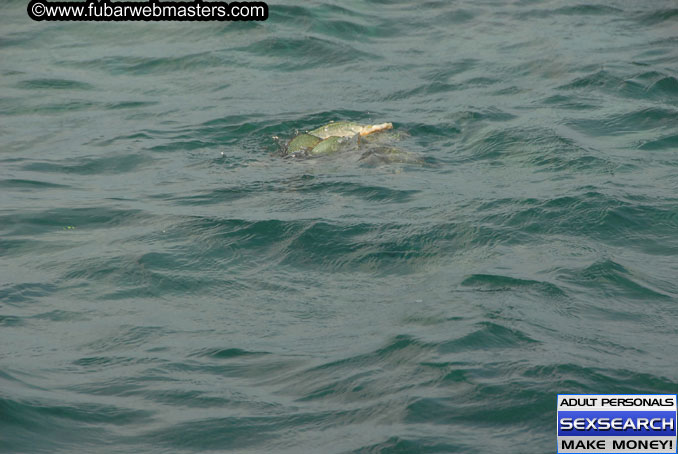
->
xmin=359 ymin=122 xmax=393 ymax=137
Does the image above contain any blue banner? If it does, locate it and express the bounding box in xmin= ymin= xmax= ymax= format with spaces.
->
xmin=558 ymin=411 xmax=676 ymax=436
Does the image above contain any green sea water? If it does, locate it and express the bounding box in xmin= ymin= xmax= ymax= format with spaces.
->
xmin=1 ymin=0 xmax=678 ymax=452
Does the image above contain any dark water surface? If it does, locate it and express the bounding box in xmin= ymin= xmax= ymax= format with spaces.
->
xmin=2 ymin=0 xmax=678 ymax=452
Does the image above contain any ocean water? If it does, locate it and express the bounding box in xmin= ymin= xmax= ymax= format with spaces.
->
xmin=1 ymin=0 xmax=678 ymax=452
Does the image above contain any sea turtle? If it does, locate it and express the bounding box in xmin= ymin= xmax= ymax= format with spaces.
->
xmin=282 ymin=121 xmax=393 ymax=158
xmin=279 ymin=121 xmax=429 ymax=165
xmin=308 ymin=121 xmax=393 ymax=139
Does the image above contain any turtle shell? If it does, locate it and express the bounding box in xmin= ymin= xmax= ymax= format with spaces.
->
xmin=285 ymin=133 xmax=322 ymax=155
xmin=308 ymin=136 xmax=347 ymax=156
